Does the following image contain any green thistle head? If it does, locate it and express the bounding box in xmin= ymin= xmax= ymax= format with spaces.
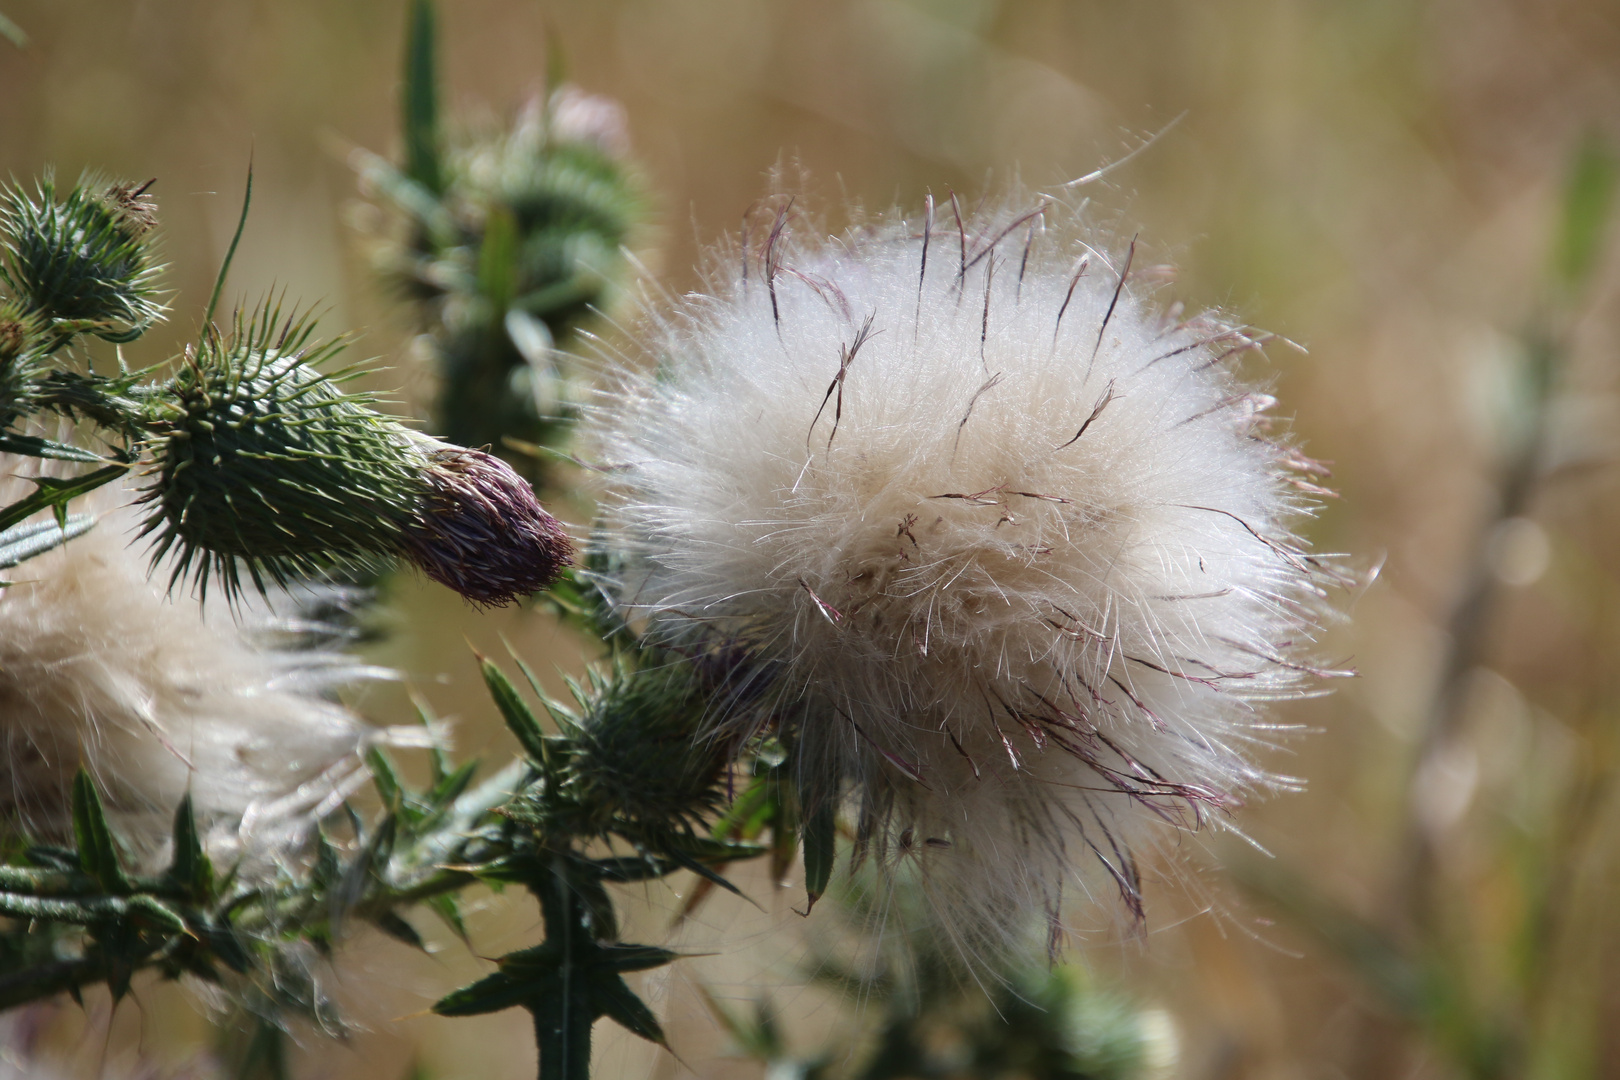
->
xmin=536 ymin=660 xmax=733 ymax=844
xmin=0 ymin=174 xmax=165 ymax=342
xmin=140 ymin=304 xmax=571 ymax=604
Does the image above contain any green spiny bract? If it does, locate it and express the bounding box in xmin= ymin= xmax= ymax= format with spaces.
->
xmin=139 ymin=305 xmax=572 ymax=604
xmin=519 ymin=660 xmax=733 ymax=845
xmin=140 ymin=306 xmax=422 ymax=600
xmin=0 ymin=175 xmax=164 ymax=343
xmin=356 ymin=87 xmax=645 ymax=460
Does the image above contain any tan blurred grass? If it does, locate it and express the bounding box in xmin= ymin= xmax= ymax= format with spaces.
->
xmin=6 ymin=0 xmax=1620 ymax=1076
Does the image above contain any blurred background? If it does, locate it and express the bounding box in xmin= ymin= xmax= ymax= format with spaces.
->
xmin=5 ymin=0 xmax=1620 ymax=1077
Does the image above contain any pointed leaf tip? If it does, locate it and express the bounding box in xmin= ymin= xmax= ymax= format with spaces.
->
xmin=480 ymin=656 xmax=551 ymax=765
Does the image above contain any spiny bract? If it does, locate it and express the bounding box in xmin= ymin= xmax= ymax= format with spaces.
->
xmin=594 ymin=195 xmax=1347 ymax=947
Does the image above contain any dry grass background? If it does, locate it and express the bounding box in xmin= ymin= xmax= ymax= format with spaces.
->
xmin=6 ymin=0 xmax=1620 ymax=1077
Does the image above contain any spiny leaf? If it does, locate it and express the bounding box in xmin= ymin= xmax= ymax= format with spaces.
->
xmin=665 ymin=847 xmax=752 ymax=905
xmin=592 ymin=943 xmax=680 ymax=974
xmin=801 ymin=799 xmax=838 ymax=914
xmin=426 ymin=759 xmax=480 ymax=820
xmin=201 ymin=165 xmax=251 ymax=332
xmin=427 ymin=893 xmax=469 ymax=943
xmin=374 ymin=910 xmax=428 ymax=952
xmin=591 ymin=972 xmax=666 ymax=1046
xmin=71 ymin=769 xmax=128 ymax=893
xmin=434 ymin=966 xmax=557 ymax=1017
xmin=479 ymin=654 xmax=551 ymax=765
xmin=411 ymin=689 xmax=453 ymax=787
xmin=0 ymin=463 xmax=126 ymax=532
xmin=367 ymin=745 xmax=403 ymax=808
xmin=124 ymin=894 xmax=188 ymax=935
xmin=165 ymin=792 xmax=213 ymax=903
xmin=0 ymin=432 xmax=104 ymax=463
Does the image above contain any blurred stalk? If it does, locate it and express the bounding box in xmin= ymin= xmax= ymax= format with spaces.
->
xmin=1359 ymin=135 xmax=1619 ymax=1080
xmin=1392 ymin=135 xmax=1618 ymax=935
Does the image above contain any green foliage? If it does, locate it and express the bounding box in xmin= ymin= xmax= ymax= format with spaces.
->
xmin=402 ymin=0 xmax=443 ymax=195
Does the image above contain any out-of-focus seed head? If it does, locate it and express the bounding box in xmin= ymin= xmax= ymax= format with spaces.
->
xmin=139 ymin=305 xmax=423 ymax=601
xmin=0 ymin=471 xmax=388 ymax=870
xmin=401 ymin=442 xmax=573 ymax=605
xmin=0 ymin=174 xmax=165 ymax=340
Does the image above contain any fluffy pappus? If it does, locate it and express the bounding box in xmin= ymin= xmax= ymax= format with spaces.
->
xmin=592 ymin=194 xmax=1349 ymax=948
xmin=0 ymin=468 xmax=401 ymax=870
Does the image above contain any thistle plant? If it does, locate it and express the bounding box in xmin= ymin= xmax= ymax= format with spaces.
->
xmin=0 ymin=84 xmax=1342 ymax=1079
xmin=702 ymin=859 xmax=1175 ymax=1080
xmin=351 ymin=0 xmax=646 ymax=472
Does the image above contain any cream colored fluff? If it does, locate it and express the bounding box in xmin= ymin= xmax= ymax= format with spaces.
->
xmin=594 ymin=197 xmax=1347 ymax=947
xmin=0 ymin=471 xmax=389 ymax=867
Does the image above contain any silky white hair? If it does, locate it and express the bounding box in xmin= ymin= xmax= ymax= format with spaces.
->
xmin=0 ymin=468 xmax=398 ymax=869
xmin=593 ymin=195 xmax=1346 ymax=950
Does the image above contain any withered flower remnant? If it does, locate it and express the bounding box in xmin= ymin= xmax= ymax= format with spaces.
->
xmin=404 ymin=443 xmax=574 ymax=606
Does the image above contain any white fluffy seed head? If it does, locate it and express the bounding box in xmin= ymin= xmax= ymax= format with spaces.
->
xmin=0 ymin=468 xmax=393 ymax=869
xmin=594 ymin=196 xmax=1345 ymax=949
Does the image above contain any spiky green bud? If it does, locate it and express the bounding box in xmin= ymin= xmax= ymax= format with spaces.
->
xmin=511 ymin=658 xmax=740 ymax=845
xmin=0 ymin=175 xmax=164 ymax=342
xmin=140 ymin=305 xmax=570 ymax=603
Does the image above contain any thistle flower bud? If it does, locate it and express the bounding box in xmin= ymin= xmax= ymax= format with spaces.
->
xmin=0 ymin=175 xmax=164 ymax=341
xmin=552 ymin=662 xmax=731 ymax=841
xmin=141 ymin=304 xmax=570 ymax=603
xmin=593 ymin=196 xmax=1349 ymax=944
